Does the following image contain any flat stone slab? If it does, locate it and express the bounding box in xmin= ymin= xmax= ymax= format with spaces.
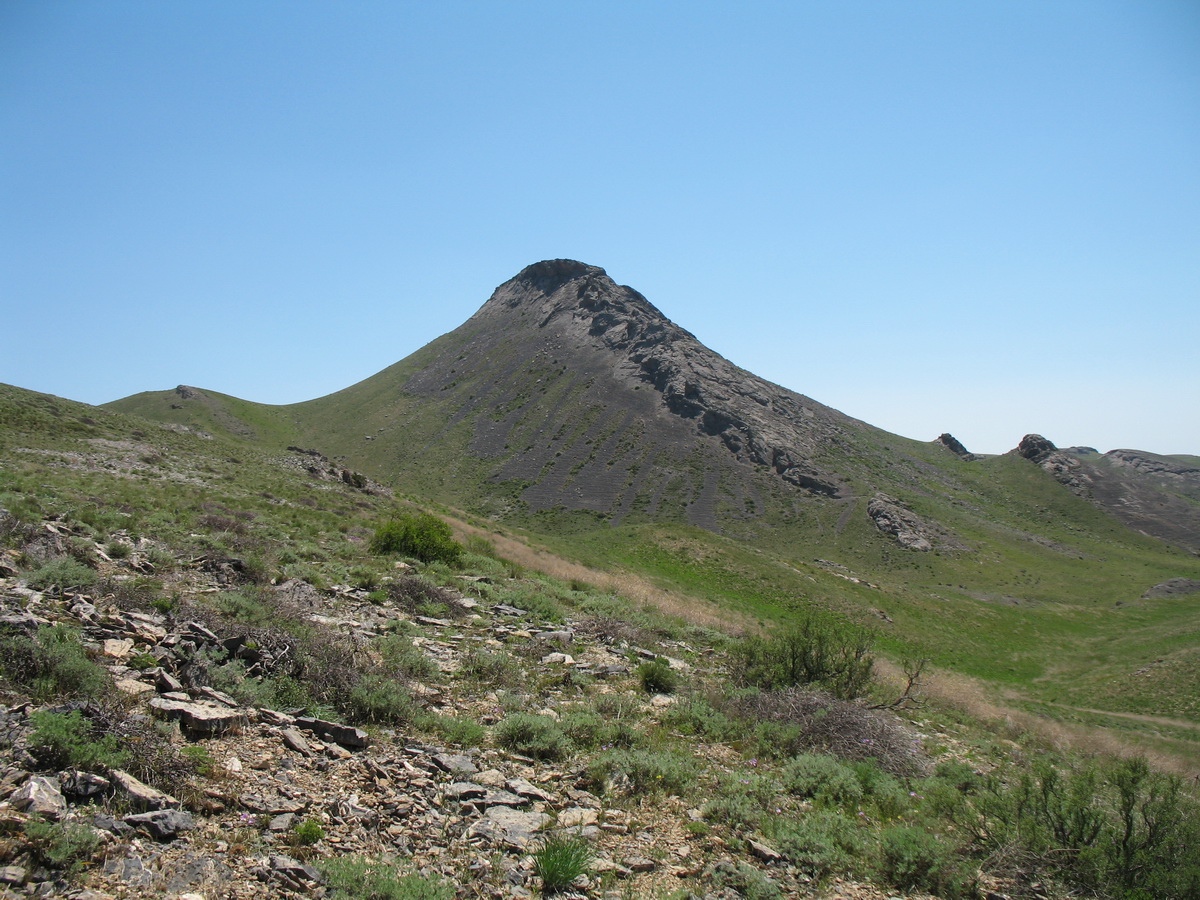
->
xmin=149 ymin=698 xmax=249 ymax=735
xmin=468 ymin=807 xmax=549 ymax=849
xmin=432 ymin=752 xmax=478 ymax=776
xmin=124 ymin=809 xmax=195 ymax=841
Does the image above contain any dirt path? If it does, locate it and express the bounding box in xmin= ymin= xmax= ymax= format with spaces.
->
xmin=1036 ymin=701 xmax=1200 ymax=733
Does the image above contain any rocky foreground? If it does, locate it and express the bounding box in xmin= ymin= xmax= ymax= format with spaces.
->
xmin=0 ymin=524 xmax=954 ymax=900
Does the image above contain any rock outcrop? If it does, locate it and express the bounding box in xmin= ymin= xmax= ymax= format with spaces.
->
xmin=867 ymin=494 xmax=935 ymax=551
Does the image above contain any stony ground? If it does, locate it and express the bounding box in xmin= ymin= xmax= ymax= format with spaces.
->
xmin=0 ymin=523 xmax=980 ymax=900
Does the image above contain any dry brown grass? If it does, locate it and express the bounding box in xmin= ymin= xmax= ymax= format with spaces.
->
xmin=892 ymin=661 xmax=1200 ymax=778
xmin=447 ymin=517 xmax=750 ymax=633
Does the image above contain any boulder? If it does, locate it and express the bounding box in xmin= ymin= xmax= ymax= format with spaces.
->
xmin=110 ymin=769 xmax=180 ymax=810
xmin=11 ymin=776 xmax=66 ymax=820
xmin=124 ymin=809 xmax=196 ymax=841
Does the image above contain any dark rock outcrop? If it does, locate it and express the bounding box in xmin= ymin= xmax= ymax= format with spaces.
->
xmin=936 ymin=433 xmax=975 ymax=460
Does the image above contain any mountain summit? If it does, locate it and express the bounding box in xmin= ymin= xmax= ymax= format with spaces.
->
xmin=396 ymin=259 xmax=862 ymax=527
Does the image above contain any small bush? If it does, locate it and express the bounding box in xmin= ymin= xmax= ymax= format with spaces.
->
xmin=781 ymin=753 xmax=864 ymax=808
xmin=292 ymin=819 xmax=325 ymax=847
xmin=772 ymin=809 xmax=869 ymax=881
xmin=370 ymin=513 xmax=462 ymax=566
xmin=320 ymin=854 xmax=453 ymax=900
xmin=430 ymin=715 xmax=486 ymax=747
xmin=0 ymin=625 xmax=110 ymax=700
xmin=703 ymin=774 xmax=781 ymax=830
xmin=637 ymin=658 xmax=678 ymax=694
xmin=387 ymin=576 xmax=463 ymax=618
xmin=495 ymin=713 xmax=570 ymax=761
xmin=589 ymin=748 xmax=697 ymax=796
xmin=460 ymin=648 xmax=522 ymax=687
xmin=28 ymin=709 xmax=127 ymax=772
xmin=726 ymin=687 xmax=922 ymax=776
xmin=128 ymin=651 xmax=159 ymax=670
xmin=26 ymin=557 xmax=98 ymax=593
xmin=880 ymin=825 xmax=966 ymax=897
xmin=533 ymin=832 xmax=593 ymax=894
xmin=703 ymin=859 xmax=782 ymax=900
xmin=24 ymin=820 xmax=100 ymax=875
xmin=559 ymin=708 xmax=640 ymax=751
xmin=348 ymin=676 xmax=421 ymax=725
xmin=376 ymin=633 xmax=437 ymax=681
xmin=733 ymin=612 xmax=874 ymax=699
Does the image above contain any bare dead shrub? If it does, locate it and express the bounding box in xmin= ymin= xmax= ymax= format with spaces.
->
xmin=726 ymin=687 xmax=925 ymax=776
xmin=386 ymin=576 xmax=464 ymax=618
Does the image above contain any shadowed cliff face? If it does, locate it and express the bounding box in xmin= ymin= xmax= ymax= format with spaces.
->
xmin=402 ymin=260 xmax=860 ymax=527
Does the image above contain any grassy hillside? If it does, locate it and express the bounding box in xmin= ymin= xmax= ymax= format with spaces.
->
xmin=105 ymin=370 xmax=1200 ymax=747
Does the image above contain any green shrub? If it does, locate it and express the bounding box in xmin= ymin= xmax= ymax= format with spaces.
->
xmin=533 ymin=832 xmax=593 ymax=894
xmin=880 ymin=825 xmax=967 ymax=897
xmin=24 ymin=820 xmax=100 ymax=875
xmin=495 ymin=713 xmax=570 ymax=761
xmin=703 ymin=859 xmax=782 ymax=900
xmin=733 ymin=613 xmax=874 ymax=699
xmin=460 ymin=648 xmax=521 ymax=687
xmin=772 ymin=809 xmax=869 ymax=881
xmin=105 ymin=540 xmax=132 ymax=560
xmin=636 ymin=658 xmax=678 ymax=694
xmin=703 ymin=774 xmax=780 ymax=830
xmin=559 ymin=708 xmax=640 ymax=751
xmin=781 ymin=753 xmax=864 ymax=808
xmin=589 ymin=748 xmax=697 ymax=796
xmin=320 ymin=854 xmax=453 ymax=900
xmin=213 ymin=589 xmax=274 ymax=625
xmin=370 ymin=513 xmax=462 ymax=566
xmin=26 ymin=557 xmax=98 ymax=593
xmin=179 ymin=744 xmax=216 ymax=777
xmin=376 ymin=633 xmax=437 ymax=680
xmin=28 ymin=709 xmax=127 ymax=772
xmin=661 ymin=695 xmax=742 ymax=743
xmin=292 ymin=819 xmax=325 ymax=847
xmin=348 ymin=676 xmax=420 ymax=725
xmin=128 ymin=651 xmax=159 ymax=670
xmin=0 ymin=624 xmax=110 ymax=699
xmin=430 ymin=715 xmax=486 ymax=747
xmin=348 ymin=565 xmax=380 ymax=590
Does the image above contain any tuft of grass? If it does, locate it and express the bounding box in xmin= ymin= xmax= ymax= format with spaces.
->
xmin=533 ymin=832 xmax=593 ymax=894
xmin=637 ymin=657 xmax=678 ymax=694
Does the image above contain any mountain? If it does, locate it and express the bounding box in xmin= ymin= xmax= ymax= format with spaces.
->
xmin=111 ymin=260 xmax=1200 ymax=555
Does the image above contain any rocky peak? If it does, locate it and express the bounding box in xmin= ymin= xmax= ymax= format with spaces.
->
xmin=1014 ymin=433 xmax=1058 ymax=464
xmin=435 ymin=261 xmax=856 ymax=517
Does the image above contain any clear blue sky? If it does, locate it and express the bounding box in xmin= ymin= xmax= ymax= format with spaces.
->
xmin=3 ymin=1 xmax=1197 ymax=455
